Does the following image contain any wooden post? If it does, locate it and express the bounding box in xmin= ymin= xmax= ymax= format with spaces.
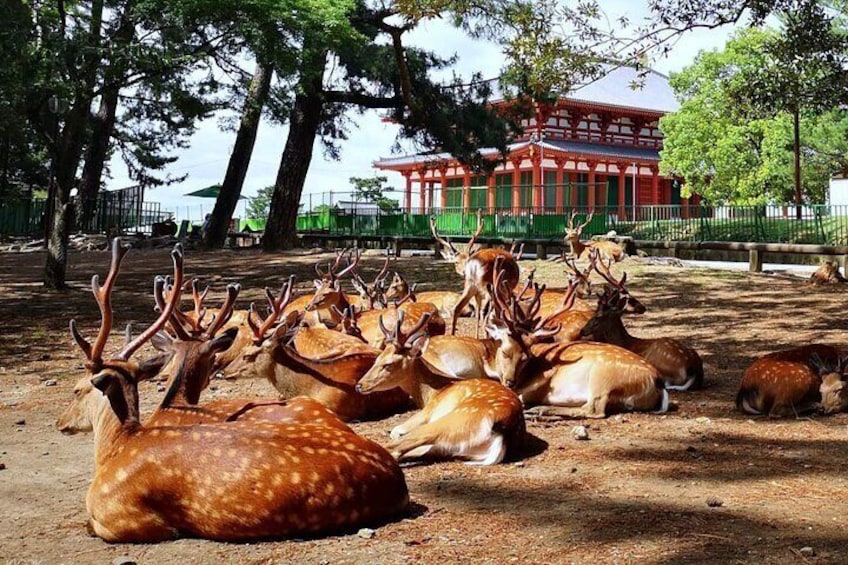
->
xmin=403 ymin=171 xmax=412 ymax=213
xmin=531 ymin=151 xmax=542 ymax=209
xmin=511 ymin=158 xmax=522 ymax=213
xmin=650 ymin=165 xmax=659 ymax=205
xmin=462 ymin=170 xmax=471 ymax=212
xmin=554 ymin=158 xmax=565 ymax=212
xmin=617 ymin=162 xmax=627 ymax=220
xmin=749 ymin=249 xmax=763 ymax=273
xmin=536 ymin=242 xmax=547 ymax=260
xmin=487 ymin=173 xmax=496 ymax=211
xmin=587 ymin=161 xmax=597 ymax=209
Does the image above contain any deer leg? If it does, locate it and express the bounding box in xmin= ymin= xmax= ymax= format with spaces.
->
xmin=451 ymin=285 xmax=476 ymax=336
xmin=587 ymin=393 xmax=610 ymax=418
xmin=389 ymin=405 xmax=435 ymax=440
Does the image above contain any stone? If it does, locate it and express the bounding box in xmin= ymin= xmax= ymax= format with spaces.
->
xmin=14 ymin=419 xmax=25 ymax=426
xmin=706 ymin=497 xmax=723 ymax=508
xmin=112 ymin=557 xmax=137 ymax=565
xmin=572 ymin=425 xmax=590 ymax=440
xmin=43 ymin=379 xmax=57 ymax=387
xmin=357 ymin=528 xmax=376 ymax=539
xmin=798 ymin=547 xmax=815 ymax=557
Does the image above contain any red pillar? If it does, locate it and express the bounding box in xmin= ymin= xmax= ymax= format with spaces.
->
xmin=555 ymin=158 xmax=565 ymax=212
xmin=587 ymin=161 xmax=597 ymax=210
xmin=418 ymin=169 xmax=427 ymax=211
xmin=487 ymin=174 xmax=495 ymax=211
xmin=511 ymin=158 xmax=522 ymax=213
xmin=463 ymin=170 xmax=471 ymax=212
xmin=617 ymin=162 xmax=627 ymax=220
xmin=650 ymin=165 xmax=659 ymax=205
xmin=531 ymin=153 xmax=542 ymax=209
xmin=569 ymin=172 xmax=578 ymax=207
xmin=439 ymin=168 xmax=448 ymax=209
xmin=403 ymin=171 xmax=412 ymax=213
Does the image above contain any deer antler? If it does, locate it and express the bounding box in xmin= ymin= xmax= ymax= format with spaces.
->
xmin=430 ymin=215 xmax=458 ymax=255
xmin=117 ymin=244 xmax=186 ymax=361
xmin=70 ymin=238 xmax=131 ymax=369
xmin=576 ymin=210 xmax=594 ymax=234
xmin=247 ymin=275 xmax=296 ymax=342
xmin=467 ymin=209 xmax=485 ymax=254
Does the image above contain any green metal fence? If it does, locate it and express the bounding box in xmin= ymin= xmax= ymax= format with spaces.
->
xmin=295 ymin=204 xmax=848 ymax=245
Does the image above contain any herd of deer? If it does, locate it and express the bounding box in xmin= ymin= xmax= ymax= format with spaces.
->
xmin=54 ymin=209 xmax=848 ymax=543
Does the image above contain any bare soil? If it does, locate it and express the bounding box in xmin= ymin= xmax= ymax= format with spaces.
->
xmin=1 ymin=248 xmax=847 ymax=565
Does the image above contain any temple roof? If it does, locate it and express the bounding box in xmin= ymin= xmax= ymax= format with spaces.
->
xmin=563 ymin=67 xmax=679 ymax=114
xmin=373 ymin=139 xmax=660 ymax=169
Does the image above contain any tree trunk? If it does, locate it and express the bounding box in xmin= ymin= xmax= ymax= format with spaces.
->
xmin=203 ymin=60 xmax=273 ymax=249
xmin=44 ymin=0 xmax=104 ymax=289
xmin=793 ymin=105 xmax=802 ymax=221
xmin=77 ymin=2 xmax=136 ymax=231
xmin=263 ymin=56 xmax=326 ymax=252
xmin=77 ymin=87 xmax=119 ymax=230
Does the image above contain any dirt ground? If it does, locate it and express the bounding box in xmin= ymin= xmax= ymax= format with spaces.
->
xmin=1 ymin=246 xmax=847 ymax=565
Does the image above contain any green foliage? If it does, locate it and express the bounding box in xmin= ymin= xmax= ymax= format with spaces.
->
xmin=246 ymin=185 xmax=274 ymax=219
xmin=349 ymin=175 xmax=399 ymax=211
xmin=660 ymin=27 xmax=848 ymax=205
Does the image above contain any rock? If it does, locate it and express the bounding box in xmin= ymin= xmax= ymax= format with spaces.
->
xmin=357 ymin=527 xmax=376 ymax=539
xmin=43 ymin=379 xmax=57 ymax=387
xmin=513 ymin=461 xmax=525 ymax=467
xmin=112 ymin=557 xmax=137 ymax=565
xmin=706 ymin=497 xmax=723 ymax=508
xmin=0 ymin=463 xmax=6 ymax=470
xmin=694 ymin=416 xmax=712 ymax=424
xmin=13 ymin=419 xmax=25 ymax=426
xmin=572 ymin=425 xmax=590 ymax=440
xmin=798 ymin=547 xmax=815 ymax=557
xmin=570 ymin=467 xmax=578 ymax=473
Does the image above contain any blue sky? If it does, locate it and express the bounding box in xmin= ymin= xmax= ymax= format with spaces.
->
xmin=106 ymin=5 xmax=738 ymax=221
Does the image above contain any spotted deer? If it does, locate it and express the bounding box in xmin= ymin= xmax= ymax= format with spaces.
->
xmin=430 ymin=209 xmax=520 ymax=336
xmin=384 ymin=271 xmax=473 ymax=318
xmin=518 ymin=340 xmax=669 ymax=418
xmin=224 ymin=285 xmax=409 ymax=421
xmin=355 ymin=300 xmax=446 ymax=349
xmin=59 ymin=240 xmax=408 ymax=542
xmin=355 ymin=312 xmax=525 ymax=465
xmin=350 ymin=250 xmax=391 ymax=310
xmin=563 ymin=210 xmax=625 ymax=262
xmin=579 ymin=287 xmax=703 ymax=390
xmin=737 ymin=345 xmax=848 ymax=417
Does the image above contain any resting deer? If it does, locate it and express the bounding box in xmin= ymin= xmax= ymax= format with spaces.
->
xmin=355 ymin=299 xmax=446 ymax=349
xmin=518 ymin=340 xmax=669 ymax=418
xmin=384 ymin=271 xmax=473 ymax=318
xmin=737 ymin=345 xmax=848 ymax=417
xmin=59 ymin=240 xmax=408 ymax=542
xmin=563 ymin=210 xmax=625 ymax=262
xmin=430 ymin=209 xmax=520 ymax=336
xmin=350 ymin=250 xmax=391 ymax=310
xmin=224 ymin=285 xmax=409 ymax=421
xmin=355 ymin=312 xmax=525 ymax=465
xmin=579 ymin=288 xmax=704 ymax=390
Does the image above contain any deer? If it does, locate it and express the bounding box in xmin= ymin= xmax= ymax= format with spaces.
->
xmin=430 ymin=209 xmax=520 ymax=336
xmin=736 ymin=345 xmax=848 ymax=417
xmin=350 ymin=250 xmax=391 ymax=310
xmin=224 ymin=285 xmax=409 ymax=421
xmin=279 ymin=249 xmax=360 ymax=327
xmin=58 ymin=239 xmax=409 ymax=542
xmin=355 ymin=312 xmax=526 ymax=465
xmin=517 ymin=340 xmax=669 ymax=418
xmin=384 ymin=271 xmax=474 ymax=318
xmin=563 ymin=210 xmax=625 ymax=262
xmin=578 ymin=287 xmax=702 ymax=390
xmin=355 ymin=298 xmax=446 ymax=349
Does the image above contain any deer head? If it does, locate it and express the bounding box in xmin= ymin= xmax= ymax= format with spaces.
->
xmin=355 ymin=311 xmax=432 ymax=394
xmin=384 ymin=272 xmax=410 ymax=304
xmin=592 ymin=250 xmax=645 ymax=313
xmin=430 ymin=209 xmax=485 ymax=275
xmin=350 ymin=250 xmax=390 ymax=309
xmin=306 ymin=249 xmax=359 ymax=312
xmin=564 ymin=210 xmax=593 ymax=244
xmin=811 ymin=354 xmax=848 ymax=414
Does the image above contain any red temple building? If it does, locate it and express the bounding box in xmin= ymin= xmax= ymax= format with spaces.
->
xmin=373 ymin=66 xmax=700 ymax=218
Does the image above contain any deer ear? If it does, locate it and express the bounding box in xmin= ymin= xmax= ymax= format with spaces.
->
xmin=90 ymin=372 xmax=115 ymax=393
xmin=137 ymin=352 xmax=172 ymax=382
xmin=150 ymin=330 xmax=174 ymax=352
xmin=409 ymin=334 xmax=427 ymax=357
xmin=206 ymin=327 xmax=238 ymax=355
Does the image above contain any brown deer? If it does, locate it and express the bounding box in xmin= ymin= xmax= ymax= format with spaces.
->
xmin=59 ymin=240 xmax=408 ymax=542
xmin=737 ymin=345 xmax=848 ymax=417
xmin=579 ymin=287 xmax=703 ymax=390
xmin=224 ymin=286 xmax=409 ymax=421
xmin=355 ymin=313 xmax=525 ymax=465
xmin=563 ymin=210 xmax=625 ymax=262
xmin=430 ymin=210 xmax=520 ymax=336
xmin=301 ymin=249 xmax=361 ymax=325
xmin=350 ymin=250 xmax=391 ymax=310
xmin=518 ymin=341 xmax=669 ymax=418
xmin=355 ymin=299 xmax=446 ymax=349
xmin=384 ymin=271 xmax=473 ymax=318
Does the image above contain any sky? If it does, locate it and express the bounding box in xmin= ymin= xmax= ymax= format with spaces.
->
xmin=105 ymin=3 xmax=740 ymax=222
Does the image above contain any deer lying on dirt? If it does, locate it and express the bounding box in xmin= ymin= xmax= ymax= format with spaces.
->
xmin=59 ymin=240 xmax=408 ymax=542
xmin=384 ymin=271 xmax=474 ymax=318
xmin=355 ymin=299 xmax=446 ymax=349
xmin=563 ymin=210 xmax=625 ymax=262
xmin=224 ymin=285 xmax=409 ymax=421
xmin=350 ymin=250 xmax=391 ymax=309
xmin=355 ymin=312 xmax=525 ymax=465
xmin=737 ymin=345 xmax=848 ymax=417
xmin=430 ymin=210 xmax=520 ymax=336
xmin=517 ymin=339 xmax=669 ymax=418
xmin=579 ymin=288 xmax=704 ymax=390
